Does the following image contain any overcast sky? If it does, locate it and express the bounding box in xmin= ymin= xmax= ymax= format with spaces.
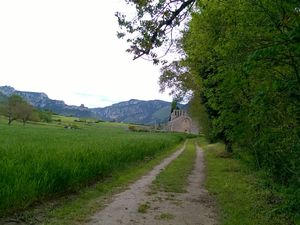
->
xmin=0 ymin=0 xmax=172 ymax=107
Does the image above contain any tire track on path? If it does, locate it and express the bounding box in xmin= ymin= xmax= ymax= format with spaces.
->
xmin=86 ymin=143 xmax=217 ymax=225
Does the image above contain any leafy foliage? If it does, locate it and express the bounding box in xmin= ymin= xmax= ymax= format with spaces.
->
xmin=119 ymin=0 xmax=300 ymax=220
xmin=39 ymin=110 xmax=53 ymax=123
xmin=1 ymin=95 xmax=36 ymax=125
xmin=116 ymin=0 xmax=196 ymax=63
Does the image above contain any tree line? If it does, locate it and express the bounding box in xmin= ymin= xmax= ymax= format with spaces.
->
xmin=0 ymin=95 xmax=52 ymax=125
xmin=117 ymin=0 xmax=300 ymax=219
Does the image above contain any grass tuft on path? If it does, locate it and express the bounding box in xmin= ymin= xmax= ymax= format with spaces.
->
xmin=199 ymin=136 xmax=292 ymax=225
xmin=151 ymin=139 xmax=196 ymax=193
xmin=138 ymin=202 xmax=151 ymax=213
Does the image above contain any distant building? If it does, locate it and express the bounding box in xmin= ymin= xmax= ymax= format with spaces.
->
xmin=167 ymin=109 xmax=199 ymax=134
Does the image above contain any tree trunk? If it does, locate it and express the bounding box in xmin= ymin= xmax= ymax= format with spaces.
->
xmin=8 ymin=117 xmax=13 ymax=125
xmin=224 ymin=138 xmax=233 ymax=153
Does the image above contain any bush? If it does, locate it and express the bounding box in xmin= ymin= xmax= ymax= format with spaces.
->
xmin=128 ymin=125 xmax=150 ymax=132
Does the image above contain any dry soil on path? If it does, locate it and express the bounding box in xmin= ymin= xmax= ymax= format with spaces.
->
xmin=86 ymin=144 xmax=217 ymax=225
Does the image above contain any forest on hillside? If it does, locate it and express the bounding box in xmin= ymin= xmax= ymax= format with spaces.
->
xmin=117 ymin=0 xmax=300 ymax=220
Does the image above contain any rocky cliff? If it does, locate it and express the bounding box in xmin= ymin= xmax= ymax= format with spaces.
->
xmin=0 ymin=86 xmax=92 ymax=118
xmin=0 ymin=86 xmax=182 ymax=125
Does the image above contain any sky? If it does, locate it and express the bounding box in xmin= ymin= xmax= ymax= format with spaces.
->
xmin=0 ymin=0 xmax=172 ymax=107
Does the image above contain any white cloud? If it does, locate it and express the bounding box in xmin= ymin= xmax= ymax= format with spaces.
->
xmin=0 ymin=0 xmax=172 ymax=107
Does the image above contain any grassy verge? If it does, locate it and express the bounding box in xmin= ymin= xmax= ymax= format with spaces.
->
xmin=31 ymin=142 xmax=185 ymax=225
xmin=151 ymin=139 xmax=196 ymax=193
xmin=199 ymin=136 xmax=293 ymax=225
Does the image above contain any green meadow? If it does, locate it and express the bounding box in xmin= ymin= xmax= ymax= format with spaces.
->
xmin=0 ymin=115 xmax=185 ymax=216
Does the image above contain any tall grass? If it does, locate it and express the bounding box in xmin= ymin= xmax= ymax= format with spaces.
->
xmin=0 ymin=121 xmax=185 ymax=215
xmin=200 ymin=137 xmax=292 ymax=225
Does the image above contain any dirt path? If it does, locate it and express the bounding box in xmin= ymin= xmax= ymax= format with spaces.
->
xmin=86 ymin=144 xmax=217 ymax=225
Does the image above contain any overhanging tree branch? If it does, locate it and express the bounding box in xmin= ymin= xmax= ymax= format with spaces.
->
xmin=116 ymin=0 xmax=196 ymax=63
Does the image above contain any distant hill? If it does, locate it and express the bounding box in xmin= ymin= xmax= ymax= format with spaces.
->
xmin=0 ymin=86 xmax=92 ymax=118
xmin=0 ymin=86 xmax=184 ymax=125
xmin=0 ymin=91 xmax=7 ymax=103
xmin=91 ymin=99 xmax=173 ymax=125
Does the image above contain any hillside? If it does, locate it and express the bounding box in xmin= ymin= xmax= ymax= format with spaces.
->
xmin=0 ymin=86 xmax=93 ymax=118
xmin=0 ymin=86 xmax=179 ymax=125
xmin=0 ymin=92 xmax=7 ymax=103
xmin=91 ymin=99 xmax=172 ymax=125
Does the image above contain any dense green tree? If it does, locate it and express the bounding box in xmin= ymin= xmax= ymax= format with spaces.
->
xmin=170 ymin=99 xmax=179 ymax=113
xmin=118 ymin=0 xmax=300 ymax=217
xmin=16 ymin=102 xmax=36 ymax=125
xmin=5 ymin=95 xmax=24 ymax=125
xmin=39 ymin=110 xmax=53 ymax=123
xmin=180 ymin=0 xmax=300 ymax=178
xmin=3 ymin=95 xmax=35 ymax=125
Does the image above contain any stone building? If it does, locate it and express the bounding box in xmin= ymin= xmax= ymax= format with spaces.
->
xmin=167 ymin=109 xmax=198 ymax=134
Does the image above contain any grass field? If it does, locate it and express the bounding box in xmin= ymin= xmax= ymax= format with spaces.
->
xmin=0 ymin=115 xmax=186 ymax=216
xmin=43 ymin=142 xmax=184 ymax=225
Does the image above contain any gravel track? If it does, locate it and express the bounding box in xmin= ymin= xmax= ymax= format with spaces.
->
xmin=86 ymin=143 xmax=217 ymax=225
